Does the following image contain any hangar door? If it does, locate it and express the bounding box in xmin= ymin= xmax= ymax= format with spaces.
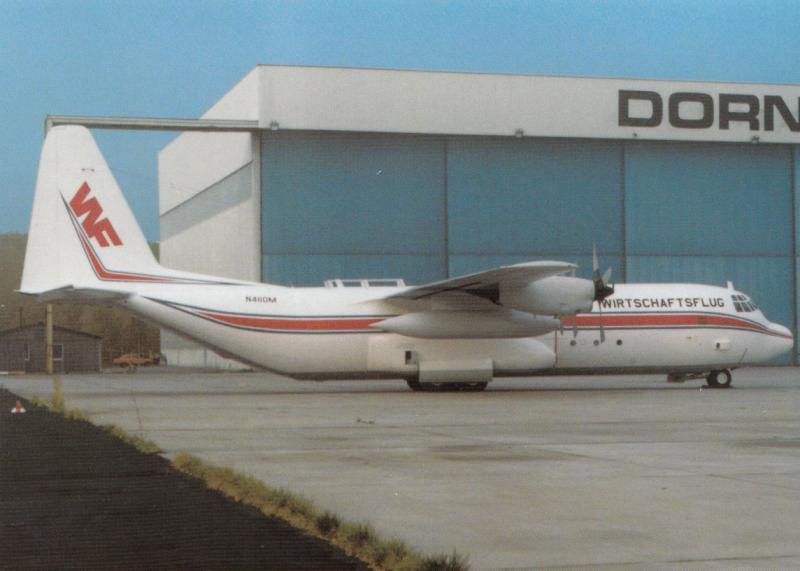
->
xmin=625 ymin=142 xmax=794 ymax=363
xmin=262 ymin=133 xmax=625 ymax=285
xmin=261 ymin=132 xmax=447 ymax=286
xmin=446 ymin=138 xmax=624 ymax=280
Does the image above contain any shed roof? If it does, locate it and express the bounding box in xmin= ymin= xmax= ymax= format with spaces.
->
xmin=0 ymin=323 xmax=101 ymax=340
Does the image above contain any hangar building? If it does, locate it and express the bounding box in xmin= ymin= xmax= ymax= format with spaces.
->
xmin=159 ymin=65 xmax=800 ymax=367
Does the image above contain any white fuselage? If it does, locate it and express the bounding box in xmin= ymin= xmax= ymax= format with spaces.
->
xmin=119 ymin=281 xmax=793 ymax=380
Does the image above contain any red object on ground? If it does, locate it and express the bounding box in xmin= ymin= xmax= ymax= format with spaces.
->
xmin=11 ymin=400 xmax=26 ymax=414
xmin=112 ymin=353 xmax=156 ymax=368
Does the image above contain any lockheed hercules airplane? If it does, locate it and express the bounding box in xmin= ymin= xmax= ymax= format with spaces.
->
xmin=20 ymin=126 xmax=793 ymax=391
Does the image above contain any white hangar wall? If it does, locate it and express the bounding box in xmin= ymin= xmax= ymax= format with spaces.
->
xmin=158 ymin=69 xmax=261 ymax=369
xmin=160 ymin=65 xmax=800 ymax=368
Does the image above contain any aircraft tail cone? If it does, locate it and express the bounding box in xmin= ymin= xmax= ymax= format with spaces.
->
xmin=11 ymin=400 xmax=26 ymax=414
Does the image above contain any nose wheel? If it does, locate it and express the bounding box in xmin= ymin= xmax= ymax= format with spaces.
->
xmin=706 ymin=369 xmax=732 ymax=388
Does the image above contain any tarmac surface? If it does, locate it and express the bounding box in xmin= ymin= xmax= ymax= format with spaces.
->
xmin=0 ymin=388 xmax=367 ymax=570
xmin=3 ymin=367 xmax=800 ymax=570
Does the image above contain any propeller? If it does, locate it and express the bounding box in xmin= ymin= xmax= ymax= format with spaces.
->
xmin=592 ymin=245 xmax=615 ymax=343
xmin=592 ymin=245 xmax=615 ymax=303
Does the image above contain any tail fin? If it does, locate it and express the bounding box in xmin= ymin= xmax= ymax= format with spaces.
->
xmin=21 ymin=125 xmax=164 ymax=295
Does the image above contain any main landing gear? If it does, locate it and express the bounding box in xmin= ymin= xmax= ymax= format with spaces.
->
xmin=406 ymin=379 xmax=489 ymax=392
xmin=668 ymin=369 xmax=734 ymax=388
xmin=705 ymin=369 xmax=733 ymax=389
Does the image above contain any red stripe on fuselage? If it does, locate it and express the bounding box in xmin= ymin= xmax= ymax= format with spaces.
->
xmin=561 ymin=313 xmax=790 ymax=339
xmin=166 ymin=301 xmax=789 ymax=338
xmin=197 ymin=310 xmax=383 ymax=332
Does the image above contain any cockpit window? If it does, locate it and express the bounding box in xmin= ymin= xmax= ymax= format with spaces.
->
xmin=731 ymin=294 xmax=757 ymax=313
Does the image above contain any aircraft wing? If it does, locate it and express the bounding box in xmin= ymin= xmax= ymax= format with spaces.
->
xmin=379 ymin=261 xmax=576 ymax=302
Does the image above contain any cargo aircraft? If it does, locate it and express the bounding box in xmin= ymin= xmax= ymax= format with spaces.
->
xmin=20 ymin=126 xmax=794 ymax=391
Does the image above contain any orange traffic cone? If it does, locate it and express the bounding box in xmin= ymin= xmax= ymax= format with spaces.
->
xmin=11 ymin=400 xmax=26 ymax=414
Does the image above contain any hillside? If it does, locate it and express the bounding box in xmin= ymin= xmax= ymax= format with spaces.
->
xmin=0 ymin=233 xmax=160 ymax=365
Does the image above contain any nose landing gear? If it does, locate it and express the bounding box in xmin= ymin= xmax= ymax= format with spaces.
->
xmin=706 ymin=369 xmax=733 ymax=389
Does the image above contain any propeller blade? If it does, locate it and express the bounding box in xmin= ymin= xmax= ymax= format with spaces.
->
xmin=591 ymin=246 xmax=615 ymax=302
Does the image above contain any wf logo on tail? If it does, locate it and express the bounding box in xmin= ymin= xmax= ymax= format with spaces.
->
xmin=69 ymin=182 xmax=123 ymax=247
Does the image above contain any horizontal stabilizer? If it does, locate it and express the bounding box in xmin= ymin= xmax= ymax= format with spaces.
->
xmin=20 ymin=285 xmax=131 ymax=304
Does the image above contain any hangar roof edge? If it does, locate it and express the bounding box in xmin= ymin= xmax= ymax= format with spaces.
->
xmin=252 ymin=63 xmax=800 ymax=89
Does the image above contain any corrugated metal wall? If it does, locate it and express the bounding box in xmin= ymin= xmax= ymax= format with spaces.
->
xmin=261 ymin=132 xmax=446 ymax=285
xmin=446 ymin=138 xmax=623 ymax=279
xmin=262 ymin=132 xmax=797 ymax=363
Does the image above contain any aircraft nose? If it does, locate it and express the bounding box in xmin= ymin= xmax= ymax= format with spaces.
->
xmin=771 ymin=323 xmax=794 ymax=355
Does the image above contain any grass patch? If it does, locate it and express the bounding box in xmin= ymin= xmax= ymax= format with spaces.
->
xmin=51 ymin=376 xmax=65 ymax=413
xmin=172 ymin=452 xmax=469 ymax=571
xmin=315 ymin=511 xmax=341 ymax=537
xmin=101 ymin=424 xmax=163 ymax=455
xmin=418 ymin=553 xmax=471 ymax=571
xmin=64 ymin=407 xmax=89 ymax=422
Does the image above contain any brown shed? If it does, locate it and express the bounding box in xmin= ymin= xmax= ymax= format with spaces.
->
xmin=0 ymin=324 xmax=101 ymax=373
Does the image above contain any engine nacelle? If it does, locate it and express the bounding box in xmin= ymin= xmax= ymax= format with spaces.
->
xmin=374 ymin=310 xmax=560 ymax=339
xmin=500 ymin=275 xmax=594 ymax=316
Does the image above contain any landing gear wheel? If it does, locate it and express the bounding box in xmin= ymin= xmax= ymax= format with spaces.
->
xmin=406 ymin=379 xmax=424 ymax=392
xmin=405 ymin=379 xmax=444 ymax=392
xmin=706 ymin=369 xmax=732 ymax=389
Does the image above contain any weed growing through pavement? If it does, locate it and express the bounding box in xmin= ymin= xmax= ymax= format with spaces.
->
xmin=51 ymin=377 xmax=65 ymax=413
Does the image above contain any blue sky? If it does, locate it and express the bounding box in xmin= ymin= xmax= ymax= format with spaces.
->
xmin=3 ymin=0 xmax=800 ymax=240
